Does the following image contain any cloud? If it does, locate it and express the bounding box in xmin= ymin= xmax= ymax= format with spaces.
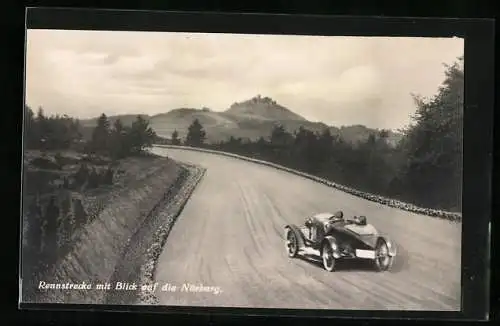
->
xmin=24 ymin=30 xmax=464 ymax=129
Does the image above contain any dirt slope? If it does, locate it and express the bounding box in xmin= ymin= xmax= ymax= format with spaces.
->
xmin=24 ymin=156 xmax=182 ymax=304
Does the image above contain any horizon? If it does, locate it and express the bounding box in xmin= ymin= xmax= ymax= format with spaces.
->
xmin=22 ymin=99 xmax=407 ymax=132
xmin=25 ymin=30 xmax=464 ymax=130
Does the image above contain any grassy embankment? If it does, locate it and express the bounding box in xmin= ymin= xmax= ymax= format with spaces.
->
xmin=21 ymin=149 xmax=198 ymax=304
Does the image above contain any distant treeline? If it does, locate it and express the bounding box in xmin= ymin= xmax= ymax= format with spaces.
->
xmin=24 ymin=109 xmax=157 ymax=159
xmin=171 ymin=58 xmax=463 ymax=212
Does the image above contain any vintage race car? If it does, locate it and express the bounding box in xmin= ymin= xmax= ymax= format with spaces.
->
xmin=284 ymin=212 xmax=397 ymax=272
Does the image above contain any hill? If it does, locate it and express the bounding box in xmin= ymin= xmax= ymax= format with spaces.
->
xmin=224 ymin=95 xmax=307 ymax=121
xmin=80 ymin=96 xmax=403 ymax=145
xmin=79 ymin=114 xmax=151 ymax=141
xmin=336 ymin=125 xmax=402 ymax=147
xmin=80 ymin=114 xmax=151 ymax=128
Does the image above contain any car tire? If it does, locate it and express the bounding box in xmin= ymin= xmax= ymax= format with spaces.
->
xmin=322 ymin=241 xmax=336 ymax=272
xmin=286 ymin=229 xmax=299 ymax=258
xmin=374 ymin=239 xmax=393 ymax=272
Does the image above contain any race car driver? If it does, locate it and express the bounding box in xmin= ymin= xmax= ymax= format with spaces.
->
xmin=305 ymin=210 xmax=344 ymax=243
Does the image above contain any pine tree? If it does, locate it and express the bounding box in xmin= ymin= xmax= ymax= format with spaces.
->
xmin=104 ymin=166 xmax=114 ymax=185
xmin=73 ymin=198 xmax=87 ymax=229
xmin=88 ymin=167 xmax=100 ymax=188
xmin=110 ymin=119 xmax=127 ymax=158
xmin=27 ymin=198 xmax=43 ymax=257
xmin=185 ymin=119 xmax=206 ymax=147
xmin=171 ymin=130 xmax=181 ymax=145
xmin=127 ymin=115 xmax=156 ymax=153
xmin=90 ymin=113 xmax=111 ymax=154
xmin=43 ymin=195 xmax=59 ymax=265
xmin=36 ymin=107 xmax=48 ymax=149
xmin=24 ymin=106 xmax=37 ymax=148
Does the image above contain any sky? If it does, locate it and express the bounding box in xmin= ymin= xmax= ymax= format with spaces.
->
xmin=25 ymin=30 xmax=463 ymax=130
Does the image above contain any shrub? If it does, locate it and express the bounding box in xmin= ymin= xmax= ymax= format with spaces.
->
xmin=103 ymin=167 xmax=114 ymax=185
xmin=73 ymin=164 xmax=90 ymax=187
xmin=30 ymin=157 xmax=60 ymax=170
xmin=87 ymin=168 xmax=100 ymax=189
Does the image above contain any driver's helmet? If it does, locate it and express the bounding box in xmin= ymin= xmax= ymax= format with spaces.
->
xmin=329 ymin=210 xmax=344 ymax=222
xmin=352 ymin=215 xmax=367 ymax=225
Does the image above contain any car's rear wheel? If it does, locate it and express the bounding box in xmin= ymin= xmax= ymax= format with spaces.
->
xmin=322 ymin=242 xmax=336 ymax=272
xmin=286 ymin=229 xmax=299 ymax=258
xmin=374 ymin=239 xmax=393 ymax=272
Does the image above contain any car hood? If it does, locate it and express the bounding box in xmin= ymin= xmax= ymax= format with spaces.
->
xmin=355 ymin=234 xmax=379 ymax=249
xmin=343 ymin=224 xmax=379 ymax=248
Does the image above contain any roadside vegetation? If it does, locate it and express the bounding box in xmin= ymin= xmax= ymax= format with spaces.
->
xmin=170 ymin=57 xmax=463 ymax=212
xmin=22 ymin=110 xmax=160 ymax=289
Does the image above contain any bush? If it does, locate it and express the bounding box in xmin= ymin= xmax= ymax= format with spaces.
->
xmin=87 ymin=168 xmax=100 ymax=189
xmin=73 ymin=198 xmax=87 ymax=227
xmin=54 ymin=152 xmax=80 ymax=167
xmin=62 ymin=177 xmax=70 ymax=189
xmin=103 ymin=167 xmax=114 ymax=185
xmin=30 ymin=157 xmax=60 ymax=170
xmin=73 ymin=164 xmax=90 ymax=187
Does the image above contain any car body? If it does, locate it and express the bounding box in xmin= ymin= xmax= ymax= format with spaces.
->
xmin=284 ymin=212 xmax=397 ymax=272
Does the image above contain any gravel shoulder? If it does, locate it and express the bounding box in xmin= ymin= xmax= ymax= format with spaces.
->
xmin=105 ymin=164 xmax=206 ymax=305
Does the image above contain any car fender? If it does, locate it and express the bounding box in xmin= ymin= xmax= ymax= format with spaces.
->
xmin=378 ymin=236 xmax=397 ymax=257
xmin=322 ymin=235 xmax=342 ymax=259
xmin=285 ymin=224 xmax=306 ymax=249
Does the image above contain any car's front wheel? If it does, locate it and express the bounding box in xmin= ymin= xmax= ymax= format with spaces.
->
xmin=374 ymin=239 xmax=393 ymax=272
xmin=322 ymin=242 xmax=336 ymax=272
xmin=286 ymin=229 xmax=299 ymax=258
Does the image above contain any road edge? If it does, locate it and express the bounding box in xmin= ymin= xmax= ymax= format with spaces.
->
xmin=154 ymin=144 xmax=461 ymax=222
xmin=136 ymin=164 xmax=206 ymax=305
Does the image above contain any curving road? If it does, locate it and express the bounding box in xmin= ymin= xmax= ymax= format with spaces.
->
xmin=151 ymin=147 xmax=462 ymax=311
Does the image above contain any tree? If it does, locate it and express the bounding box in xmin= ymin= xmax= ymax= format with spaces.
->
xmin=126 ymin=115 xmax=156 ymax=153
xmin=72 ymin=198 xmax=87 ymax=229
xmin=394 ymin=56 xmax=464 ymax=210
xmin=24 ymin=106 xmax=37 ymax=148
xmin=378 ymin=129 xmax=389 ymax=139
xmin=268 ymin=124 xmax=294 ymax=164
xmin=23 ymin=106 xmax=84 ymax=151
xmin=74 ymin=163 xmax=89 ymax=188
xmin=44 ymin=114 xmax=72 ymax=149
xmin=36 ymin=107 xmax=48 ymax=149
xmin=291 ymin=126 xmax=318 ymax=171
xmin=354 ymin=133 xmax=393 ymax=193
xmin=316 ymin=129 xmax=335 ymax=166
xmin=270 ymin=124 xmax=293 ymax=147
xmin=42 ymin=195 xmax=60 ymax=265
xmin=88 ymin=167 xmax=100 ymax=188
xmin=104 ymin=166 xmax=114 ymax=185
xmin=171 ymin=130 xmax=181 ymax=145
xmin=109 ymin=119 xmax=127 ymax=158
xmin=69 ymin=118 xmax=83 ymax=143
xmin=90 ymin=113 xmax=111 ymax=154
xmin=26 ymin=198 xmax=43 ymax=257
xmin=185 ymin=119 xmax=206 ymax=147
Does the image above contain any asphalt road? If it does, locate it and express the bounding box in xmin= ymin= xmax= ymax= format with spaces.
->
xmin=151 ymin=147 xmax=462 ymax=311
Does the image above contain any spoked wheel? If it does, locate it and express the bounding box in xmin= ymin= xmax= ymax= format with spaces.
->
xmin=322 ymin=242 xmax=336 ymax=272
xmin=374 ymin=239 xmax=393 ymax=272
xmin=286 ymin=230 xmax=299 ymax=258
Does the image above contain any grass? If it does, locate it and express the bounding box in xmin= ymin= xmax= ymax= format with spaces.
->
xmin=21 ymin=149 xmax=184 ymax=303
